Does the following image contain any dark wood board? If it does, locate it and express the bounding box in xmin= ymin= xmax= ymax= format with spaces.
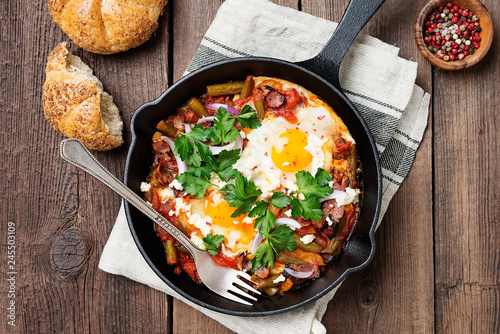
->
xmin=0 ymin=0 xmax=498 ymax=333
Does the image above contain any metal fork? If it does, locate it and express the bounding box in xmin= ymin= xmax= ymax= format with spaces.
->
xmin=60 ymin=138 xmax=260 ymax=305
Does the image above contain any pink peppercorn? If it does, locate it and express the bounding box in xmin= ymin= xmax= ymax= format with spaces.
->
xmin=422 ymin=3 xmax=482 ymax=62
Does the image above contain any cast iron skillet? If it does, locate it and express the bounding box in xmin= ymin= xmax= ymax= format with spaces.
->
xmin=125 ymin=0 xmax=385 ymax=316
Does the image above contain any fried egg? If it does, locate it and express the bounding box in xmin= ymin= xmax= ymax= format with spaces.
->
xmin=234 ymin=77 xmax=354 ymax=199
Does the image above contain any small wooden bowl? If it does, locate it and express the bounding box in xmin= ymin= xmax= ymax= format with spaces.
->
xmin=415 ymin=0 xmax=493 ymax=70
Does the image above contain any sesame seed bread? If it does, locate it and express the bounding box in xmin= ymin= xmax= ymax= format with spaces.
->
xmin=43 ymin=42 xmax=124 ymax=151
xmin=47 ymin=0 xmax=168 ymax=54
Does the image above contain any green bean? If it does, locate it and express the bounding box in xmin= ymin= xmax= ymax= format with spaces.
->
xmin=321 ymin=238 xmax=341 ymax=254
xmin=206 ymin=82 xmax=244 ymax=96
xmin=165 ymin=240 xmax=178 ymax=265
xmin=253 ymin=274 xmax=281 ymax=290
xmin=293 ymin=232 xmax=323 ymax=253
xmin=254 ymin=97 xmax=266 ymax=119
xmin=276 ymin=252 xmax=306 ymax=265
xmin=156 ymin=120 xmax=177 ymax=137
xmin=240 ymin=75 xmax=254 ymax=98
xmin=187 ymin=97 xmax=209 ymax=117
xmin=177 ymin=246 xmax=190 ymax=254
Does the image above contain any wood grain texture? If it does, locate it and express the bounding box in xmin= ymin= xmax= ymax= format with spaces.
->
xmin=0 ymin=0 xmax=172 ymax=333
xmin=433 ymin=0 xmax=500 ymax=332
xmin=302 ymin=0 xmax=435 ymax=332
xmin=0 ymin=0 xmax=499 ymax=333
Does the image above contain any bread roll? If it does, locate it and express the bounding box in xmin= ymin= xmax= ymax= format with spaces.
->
xmin=47 ymin=0 xmax=168 ymax=54
xmin=43 ymin=42 xmax=124 ymax=151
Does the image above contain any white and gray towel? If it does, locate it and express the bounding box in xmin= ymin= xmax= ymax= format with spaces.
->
xmin=99 ymin=0 xmax=430 ymax=333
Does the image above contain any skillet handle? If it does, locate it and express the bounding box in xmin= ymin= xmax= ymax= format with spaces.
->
xmin=59 ymin=138 xmax=201 ymax=254
xmin=296 ymin=0 xmax=386 ymax=90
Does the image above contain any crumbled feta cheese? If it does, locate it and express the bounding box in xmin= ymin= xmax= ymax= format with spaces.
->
xmin=209 ymin=172 xmax=227 ymax=189
xmin=297 ymin=193 xmax=305 ymax=201
xmin=283 ymin=179 xmax=299 ymax=194
xmin=304 ymin=134 xmax=328 ymax=176
xmin=335 ymin=187 xmax=360 ymax=206
xmin=326 ymin=216 xmax=334 ymax=226
xmin=283 ymin=209 xmax=292 ymax=217
xmin=140 ymin=182 xmax=151 ymax=192
xmin=174 ymin=197 xmax=191 ymax=215
xmin=300 ymin=234 xmax=316 ymax=244
xmin=328 ymin=181 xmax=334 ymax=188
xmin=168 ymin=210 xmax=175 ymax=217
xmin=273 ymin=274 xmax=286 ymax=284
xmin=239 ymin=130 xmax=246 ymax=139
xmin=159 ymin=187 xmax=174 ymax=200
xmin=169 ymin=179 xmax=184 ymax=191
xmin=189 ymin=213 xmax=213 ymax=236
xmin=242 ymin=216 xmax=254 ymax=224
xmin=190 ymin=234 xmax=205 ymax=250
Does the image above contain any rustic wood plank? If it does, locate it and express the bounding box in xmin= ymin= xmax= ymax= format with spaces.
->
xmin=0 ymin=0 xmax=173 ymax=332
xmin=433 ymin=0 xmax=500 ymax=332
xmin=302 ymin=0 xmax=434 ymax=332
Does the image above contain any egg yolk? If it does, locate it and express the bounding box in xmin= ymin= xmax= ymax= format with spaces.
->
xmin=204 ymin=191 xmax=256 ymax=247
xmin=271 ymin=129 xmax=312 ymax=172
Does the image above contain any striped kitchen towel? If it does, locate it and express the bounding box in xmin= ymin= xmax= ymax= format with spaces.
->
xmin=99 ymin=0 xmax=430 ymax=333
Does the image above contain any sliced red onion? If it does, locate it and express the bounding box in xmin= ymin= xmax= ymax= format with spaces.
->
xmin=283 ymin=266 xmax=315 ymax=279
xmin=250 ymin=233 xmax=263 ymax=255
xmin=196 ymin=116 xmax=217 ymax=124
xmin=187 ymin=119 xmax=242 ymax=155
xmin=204 ymin=103 xmax=240 ymax=116
xmin=206 ymin=134 xmax=242 ymax=155
xmin=320 ymin=189 xmax=348 ymax=203
xmin=275 ymin=218 xmax=302 ymax=230
xmin=161 ymin=136 xmax=188 ymax=174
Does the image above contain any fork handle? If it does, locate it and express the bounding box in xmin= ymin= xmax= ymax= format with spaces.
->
xmin=59 ymin=139 xmax=201 ymax=255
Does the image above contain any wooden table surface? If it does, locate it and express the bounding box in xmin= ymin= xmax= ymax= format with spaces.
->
xmin=1 ymin=0 xmax=499 ymax=333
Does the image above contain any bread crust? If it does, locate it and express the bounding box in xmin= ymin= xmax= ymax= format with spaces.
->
xmin=43 ymin=42 xmax=124 ymax=151
xmin=47 ymin=0 xmax=168 ymax=54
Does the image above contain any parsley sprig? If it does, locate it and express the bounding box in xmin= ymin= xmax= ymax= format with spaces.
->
xmin=174 ymin=106 xmax=260 ymax=167
xmin=175 ymin=149 xmax=241 ymax=198
xmin=290 ymin=169 xmax=333 ymax=220
xmin=220 ymin=174 xmax=262 ymax=218
xmin=202 ymin=233 xmax=225 ymax=255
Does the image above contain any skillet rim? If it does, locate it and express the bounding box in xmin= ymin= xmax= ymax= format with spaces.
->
xmin=124 ymin=56 xmax=382 ymax=316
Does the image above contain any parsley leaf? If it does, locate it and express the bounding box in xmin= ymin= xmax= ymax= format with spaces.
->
xmin=251 ymin=240 xmax=276 ymax=270
xmin=220 ymin=174 xmax=262 ymax=218
xmin=189 ymin=165 xmax=212 ymax=179
xmin=202 ymin=234 xmax=225 ymax=255
xmin=268 ymin=225 xmax=297 ymax=252
xmin=174 ymin=134 xmax=213 ymax=168
xmin=295 ymin=170 xmax=333 ymax=199
xmin=315 ymin=168 xmax=333 ymax=187
xmin=254 ymin=207 xmax=276 ymax=238
xmin=270 ymin=191 xmax=292 ymax=208
xmin=210 ymin=107 xmax=238 ymax=145
xmin=232 ymin=105 xmax=262 ymax=129
xmin=214 ymin=149 xmax=240 ymax=181
xmin=251 ymin=225 xmax=296 ymax=271
xmin=290 ymin=195 xmax=323 ymax=220
xmin=176 ymin=172 xmax=213 ymax=199
xmin=249 ymin=200 xmax=268 ymax=218
xmin=185 ymin=124 xmax=210 ymax=141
